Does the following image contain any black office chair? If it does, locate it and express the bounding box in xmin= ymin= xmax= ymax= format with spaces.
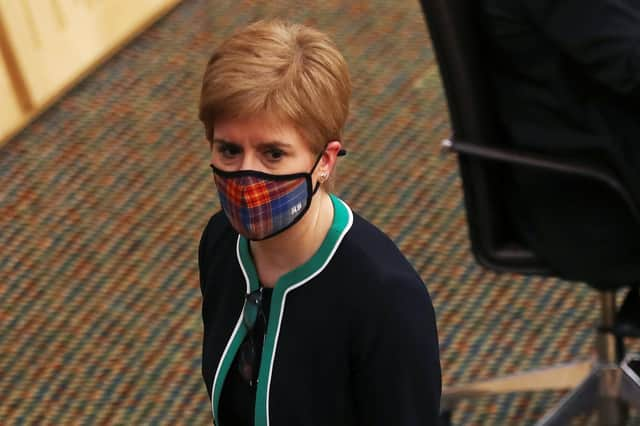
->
xmin=418 ymin=0 xmax=640 ymax=425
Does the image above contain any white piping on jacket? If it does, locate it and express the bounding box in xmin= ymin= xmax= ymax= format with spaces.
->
xmin=210 ymin=236 xmax=251 ymax=423
xmin=264 ymin=199 xmax=354 ymax=426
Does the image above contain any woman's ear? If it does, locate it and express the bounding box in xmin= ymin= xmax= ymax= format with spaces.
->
xmin=321 ymin=140 xmax=342 ymax=175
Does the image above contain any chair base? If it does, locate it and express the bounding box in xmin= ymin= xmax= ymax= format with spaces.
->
xmin=441 ymin=354 xmax=640 ymax=425
xmin=441 ymin=291 xmax=640 ymax=425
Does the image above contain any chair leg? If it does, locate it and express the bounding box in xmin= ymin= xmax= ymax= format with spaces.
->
xmin=597 ymin=292 xmax=619 ymax=363
xmin=620 ymin=354 xmax=640 ymax=410
xmin=596 ymin=367 xmax=629 ymax=426
xmin=534 ymin=365 xmax=633 ymax=426
xmin=440 ymin=291 xmax=637 ymax=424
xmin=534 ymin=368 xmax=600 ymax=426
xmin=441 ymin=360 xmax=592 ymax=411
xmin=595 ymin=292 xmax=629 ymax=425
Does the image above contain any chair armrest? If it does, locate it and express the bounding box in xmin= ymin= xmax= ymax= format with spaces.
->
xmin=442 ymin=138 xmax=640 ymax=225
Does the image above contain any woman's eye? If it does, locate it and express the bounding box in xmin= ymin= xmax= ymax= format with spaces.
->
xmin=217 ymin=144 xmax=241 ymax=158
xmin=265 ymin=149 xmax=284 ymax=160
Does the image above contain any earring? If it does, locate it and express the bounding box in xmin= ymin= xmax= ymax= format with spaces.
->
xmin=319 ymin=171 xmax=329 ymax=182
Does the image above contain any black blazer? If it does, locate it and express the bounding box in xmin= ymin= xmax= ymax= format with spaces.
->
xmin=481 ymin=0 xmax=640 ymax=286
xmin=199 ymin=196 xmax=441 ymax=425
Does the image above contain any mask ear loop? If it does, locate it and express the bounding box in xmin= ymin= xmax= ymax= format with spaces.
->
xmin=309 ymin=146 xmax=347 ymax=194
xmin=309 ymin=149 xmax=326 ymax=195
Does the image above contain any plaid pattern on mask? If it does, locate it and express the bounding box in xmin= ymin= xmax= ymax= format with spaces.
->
xmin=214 ymin=173 xmax=309 ymax=240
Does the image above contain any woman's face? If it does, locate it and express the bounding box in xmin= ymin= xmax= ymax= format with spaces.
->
xmin=210 ymin=113 xmax=319 ymax=175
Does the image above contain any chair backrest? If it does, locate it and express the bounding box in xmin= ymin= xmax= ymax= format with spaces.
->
xmin=419 ymin=0 xmax=640 ymax=280
xmin=419 ymin=0 xmax=551 ymax=274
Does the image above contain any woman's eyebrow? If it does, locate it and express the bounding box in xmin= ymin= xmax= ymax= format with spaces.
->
xmin=212 ymin=138 xmax=239 ymax=146
xmin=211 ymin=139 xmax=293 ymax=149
xmin=258 ymin=140 xmax=293 ymax=149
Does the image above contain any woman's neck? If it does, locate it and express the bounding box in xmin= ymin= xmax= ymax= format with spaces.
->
xmin=249 ymin=191 xmax=334 ymax=288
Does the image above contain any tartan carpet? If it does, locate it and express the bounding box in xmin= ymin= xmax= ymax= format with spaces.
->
xmin=1 ymin=0 xmax=638 ymax=424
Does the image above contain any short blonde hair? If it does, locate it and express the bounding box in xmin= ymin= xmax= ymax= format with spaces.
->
xmin=198 ymin=20 xmax=351 ymax=154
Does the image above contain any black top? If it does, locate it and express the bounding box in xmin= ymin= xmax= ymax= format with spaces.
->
xmin=199 ymin=195 xmax=441 ymax=426
xmin=219 ymin=288 xmax=272 ymax=426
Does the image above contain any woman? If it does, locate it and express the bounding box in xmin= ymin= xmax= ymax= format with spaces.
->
xmin=198 ymin=20 xmax=441 ymax=426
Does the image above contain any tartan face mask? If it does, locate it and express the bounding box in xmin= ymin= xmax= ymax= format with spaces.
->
xmin=210 ymin=153 xmax=323 ymax=241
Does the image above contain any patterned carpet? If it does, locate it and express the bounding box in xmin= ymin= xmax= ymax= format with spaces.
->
xmin=1 ymin=0 xmax=638 ymax=424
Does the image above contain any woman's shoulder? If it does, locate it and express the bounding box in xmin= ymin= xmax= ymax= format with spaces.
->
xmin=203 ymin=209 xmax=232 ymax=233
xmin=198 ymin=210 xmax=239 ymax=294
xmin=342 ymin=213 xmax=408 ymax=265
xmin=199 ymin=210 xmax=237 ymax=257
xmin=337 ymin=212 xmax=425 ymax=291
xmin=334 ymin=212 xmax=435 ymax=329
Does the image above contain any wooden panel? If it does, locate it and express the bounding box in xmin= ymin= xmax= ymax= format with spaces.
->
xmin=0 ymin=0 xmax=181 ymax=145
xmin=0 ymin=0 xmax=181 ymax=105
xmin=0 ymin=49 xmax=25 ymax=142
